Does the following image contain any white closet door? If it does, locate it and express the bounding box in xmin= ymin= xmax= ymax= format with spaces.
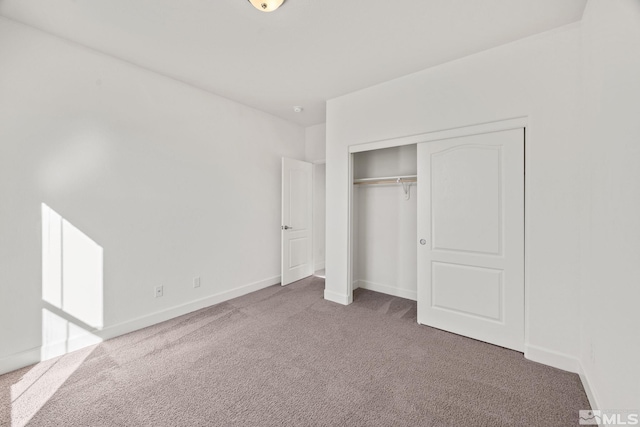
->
xmin=417 ymin=129 xmax=524 ymax=351
xmin=281 ymin=158 xmax=313 ymax=286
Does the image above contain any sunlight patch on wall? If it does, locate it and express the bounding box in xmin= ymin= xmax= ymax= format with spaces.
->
xmin=40 ymin=309 xmax=102 ymax=360
xmin=41 ymin=203 xmax=104 ymax=360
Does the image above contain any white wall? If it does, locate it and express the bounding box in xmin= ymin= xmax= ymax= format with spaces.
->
xmin=0 ymin=18 xmax=305 ymax=372
xmin=305 ymin=123 xmax=326 ymax=165
xmin=579 ymin=0 xmax=640 ymax=410
xmin=353 ymin=146 xmax=417 ymax=299
xmin=353 ymin=145 xmax=417 ymax=179
xmin=305 ymin=123 xmax=326 ymax=272
xmin=312 ymin=164 xmax=326 ymax=271
xmin=326 ymin=24 xmax=584 ymax=367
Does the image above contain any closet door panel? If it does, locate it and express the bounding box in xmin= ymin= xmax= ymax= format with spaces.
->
xmin=431 ymin=145 xmax=502 ymax=255
xmin=417 ymin=128 xmax=524 ymax=352
xmin=431 ymin=261 xmax=503 ymax=321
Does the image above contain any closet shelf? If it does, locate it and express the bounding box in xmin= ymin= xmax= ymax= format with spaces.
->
xmin=353 ymin=175 xmax=417 ymax=185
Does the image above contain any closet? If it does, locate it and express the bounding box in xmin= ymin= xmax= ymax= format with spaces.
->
xmin=352 ymin=145 xmax=418 ymax=301
xmin=351 ymin=128 xmax=525 ymax=352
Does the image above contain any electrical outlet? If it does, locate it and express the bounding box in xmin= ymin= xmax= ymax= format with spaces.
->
xmin=193 ymin=276 xmax=201 ymax=288
xmin=155 ymin=285 xmax=163 ymax=298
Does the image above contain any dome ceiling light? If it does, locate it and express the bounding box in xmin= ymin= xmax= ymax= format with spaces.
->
xmin=248 ymin=0 xmax=285 ymax=12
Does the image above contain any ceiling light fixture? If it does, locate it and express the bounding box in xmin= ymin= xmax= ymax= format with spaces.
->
xmin=293 ymin=106 xmax=303 ymax=113
xmin=248 ymin=0 xmax=285 ymax=12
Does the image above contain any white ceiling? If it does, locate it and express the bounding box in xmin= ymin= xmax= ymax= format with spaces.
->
xmin=0 ymin=0 xmax=587 ymax=127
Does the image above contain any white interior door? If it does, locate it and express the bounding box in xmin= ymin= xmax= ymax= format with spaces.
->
xmin=281 ymin=158 xmax=313 ymax=286
xmin=417 ymin=128 xmax=524 ymax=351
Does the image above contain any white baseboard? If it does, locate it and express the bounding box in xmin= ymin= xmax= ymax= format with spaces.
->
xmin=578 ymin=363 xmax=601 ymax=411
xmin=314 ymin=262 xmax=325 ymax=272
xmin=0 ymin=275 xmax=280 ymax=376
xmin=525 ymin=345 xmax=602 ymax=411
xmin=0 ymin=336 xmax=102 ymax=375
xmin=98 ymin=275 xmax=280 ymax=341
xmin=524 ymin=344 xmax=580 ymax=373
xmin=0 ymin=338 xmax=104 ymax=376
xmin=0 ymin=346 xmax=41 ymax=376
xmin=324 ymin=289 xmax=352 ymax=305
xmin=356 ymin=280 xmax=417 ymax=301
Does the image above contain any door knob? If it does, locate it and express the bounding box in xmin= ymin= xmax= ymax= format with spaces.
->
xmin=419 ymin=239 xmax=427 ymax=245
xmin=282 ymin=225 xmax=293 ymax=230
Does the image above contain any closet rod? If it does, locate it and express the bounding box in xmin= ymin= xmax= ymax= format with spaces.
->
xmin=353 ymin=175 xmax=417 ymax=185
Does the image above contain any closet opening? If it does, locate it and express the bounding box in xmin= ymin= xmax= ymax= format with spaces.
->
xmin=350 ymin=145 xmax=418 ymax=302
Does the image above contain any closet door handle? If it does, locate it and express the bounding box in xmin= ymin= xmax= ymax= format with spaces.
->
xmin=419 ymin=239 xmax=427 ymax=245
xmin=282 ymin=225 xmax=293 ymax=230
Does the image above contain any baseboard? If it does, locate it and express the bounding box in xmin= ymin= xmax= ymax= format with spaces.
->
xmin=525 ymin=345 xmax=601 ymax=410
xmin=356 ymin=280 xmax=417 ymax=301
xmin=0 ymin=275 xmax=280 ymax=376
xmin=314 ymin=262 xmax=325 ymax=272
xmin=324 ymin=289 xmax=352 ymax=305
xmin=524 ymin=344 xmax=580 ymax=373
xmin=0 ymin=332 xmax=105 ymax=376
xmin=578 ymin=363 xmax=601 ymax=411
xmin=0 ymin=346 xmax=41 ymax=376
xmin=98 ymin=275 xmax=280 ymax=341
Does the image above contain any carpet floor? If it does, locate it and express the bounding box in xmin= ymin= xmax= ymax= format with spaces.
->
xmin=1 ymin=275 xmax=589 ymax=426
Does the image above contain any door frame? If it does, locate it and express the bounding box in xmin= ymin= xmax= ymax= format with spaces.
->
xmin=346 ymin=116 xmax=529 ymax=343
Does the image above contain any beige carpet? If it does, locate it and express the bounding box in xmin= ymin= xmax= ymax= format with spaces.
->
xmin=0 ymin=275 xmax=589 ymax=426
